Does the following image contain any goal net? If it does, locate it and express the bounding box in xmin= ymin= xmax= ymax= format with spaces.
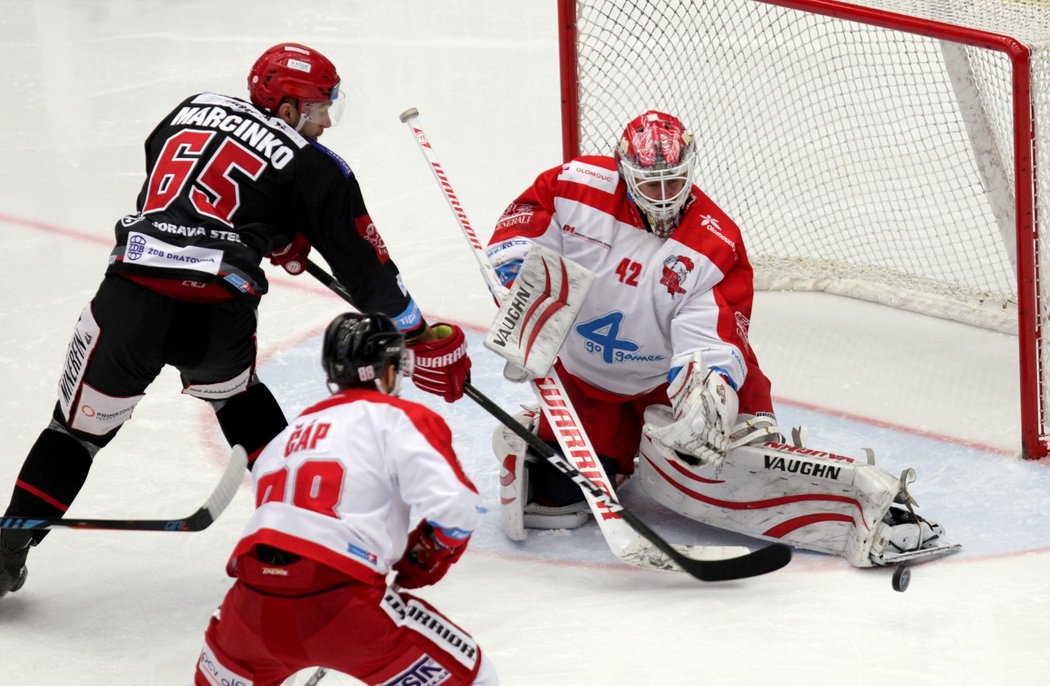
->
xmin=558 ymin=0 xmax=1050 ymax=458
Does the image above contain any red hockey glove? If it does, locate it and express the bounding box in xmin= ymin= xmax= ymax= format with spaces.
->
xmin=269 ymin=233 xmax=311 ymax=275
xmin=407 ymin=323 xmax=471 ymax=402
xmin=393 ymin=521 xmax=469 ymax=589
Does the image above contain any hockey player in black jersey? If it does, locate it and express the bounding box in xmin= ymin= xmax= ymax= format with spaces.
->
xmin=0 ymin=43 xmax=472 ymax=599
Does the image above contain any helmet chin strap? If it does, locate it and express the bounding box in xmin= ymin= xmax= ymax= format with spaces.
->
xmin=276 ymin=102 xmax=309 ymax=132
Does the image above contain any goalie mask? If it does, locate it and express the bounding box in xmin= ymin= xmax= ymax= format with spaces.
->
xmin=322 ymin=312 xmax=410 ymax=394
xmin=248 ymin=43 xmax=345 ymax=128
xmin=615 ymin=110 xmax=697 ymax=239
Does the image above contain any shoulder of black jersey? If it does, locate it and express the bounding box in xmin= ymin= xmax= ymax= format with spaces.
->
xmin=302 ymin=139 xmax=355 ymax=180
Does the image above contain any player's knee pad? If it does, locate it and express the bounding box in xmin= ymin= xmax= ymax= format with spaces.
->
xmin=183 ymin=367 xmax=254 ymax=401
xmin=55 ymin=308 xmax=144 ymax=440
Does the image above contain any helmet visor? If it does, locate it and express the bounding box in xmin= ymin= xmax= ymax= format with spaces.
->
xmin=301 ymin=84 xmax=346 ymax=128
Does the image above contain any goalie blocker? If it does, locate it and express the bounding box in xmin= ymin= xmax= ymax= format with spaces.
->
xmin=638 ymin=406 xmax=956 ymax=567
xmin=484 ymin=244 xmax=593 ymax=382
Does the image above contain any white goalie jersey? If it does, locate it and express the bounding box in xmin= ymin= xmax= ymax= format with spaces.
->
xmin=486 ymin=155 xmax=772 ymax=415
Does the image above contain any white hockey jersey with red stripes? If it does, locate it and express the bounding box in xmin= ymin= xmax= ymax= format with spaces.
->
xmin=228 ymin=388 xmax=481 ymax=583
xmin=486 ymin=155 xmax=772 ymax=414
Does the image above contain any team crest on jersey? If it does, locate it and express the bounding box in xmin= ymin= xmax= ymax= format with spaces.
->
xmin=660 ymin=255 xmax=694 ymax=297
xmin=357 ymin=216 xmax=389 ymax=260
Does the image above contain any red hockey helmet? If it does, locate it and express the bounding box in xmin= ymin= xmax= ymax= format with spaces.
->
xmin=615 ymin=110 xmax=696 ymax=238
xmin=248 ymin=43 xmax=342 ymax=116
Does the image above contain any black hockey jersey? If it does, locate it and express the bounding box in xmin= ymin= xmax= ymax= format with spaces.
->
xmin=106 ymin=92 xmax=424 ymax=333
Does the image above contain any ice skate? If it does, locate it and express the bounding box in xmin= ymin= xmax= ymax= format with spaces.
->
xmin=870 ymin=503 xmax=960 ymax=566
xmin=0 ymin=531 xmax=30 ymax=599
xmin=522 ymin=501 xmax=591 ymax=530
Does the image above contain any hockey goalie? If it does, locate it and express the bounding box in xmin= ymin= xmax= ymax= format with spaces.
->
xmin=483 ymin=110 xmax=957 ymax=569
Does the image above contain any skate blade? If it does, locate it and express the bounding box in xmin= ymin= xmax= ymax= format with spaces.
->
xmin=878 ymin=543 xmax=962 ymax=566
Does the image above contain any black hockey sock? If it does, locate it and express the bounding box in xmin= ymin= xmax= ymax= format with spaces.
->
xmin=4 ymin=427 xmax=95 ymax=545
xmin=214 ymin=382 xmax=287 ymax=467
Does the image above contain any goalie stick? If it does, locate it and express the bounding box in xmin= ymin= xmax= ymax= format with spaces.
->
xmin=464 ymin=385 xmax=790 ymax=581
xmin=0 ymin=446 xmax=247 ymax=532
xmin=398 ymin=107 xmax=791 ymax=578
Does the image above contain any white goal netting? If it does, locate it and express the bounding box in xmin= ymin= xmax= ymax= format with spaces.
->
xmin=564 ymin=0 xmax=1050 ymax=454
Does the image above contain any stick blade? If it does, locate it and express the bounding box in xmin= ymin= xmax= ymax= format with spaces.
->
xmin=683 ymin=542 xmax=793 ymax=582
xmin=182 ymin=445 xmax=248 ymax=531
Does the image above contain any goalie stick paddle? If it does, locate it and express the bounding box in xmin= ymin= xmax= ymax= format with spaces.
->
xmin=0 ymin=445 xmax=247 ymax=532
xmin=464 ymin=384 xmax=791 ymax=581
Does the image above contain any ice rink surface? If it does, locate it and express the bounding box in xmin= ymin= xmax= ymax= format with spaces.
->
xmin=2 ymin=2 xmax=1050 ymax=685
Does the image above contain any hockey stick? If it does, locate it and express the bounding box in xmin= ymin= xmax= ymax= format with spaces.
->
xmin=302 ymin=256 xmax=789 ymax=579
xmin=398 ymin=107 xmax=791 ymax=577
xmin=304 ymin=259 xmax=354 ymax=304
xmin=0 ymin=446 xmax=247 ymax=532
xmin=463 ymin=385 xmax=790 ymax=581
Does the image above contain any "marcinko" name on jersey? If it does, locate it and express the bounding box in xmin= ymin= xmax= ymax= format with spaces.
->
xmin=170 ymin=106 xmax=295 ymax=169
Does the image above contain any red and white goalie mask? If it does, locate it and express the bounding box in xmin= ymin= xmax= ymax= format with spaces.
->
xmin=248 ymin=42 xmax=346 ymax=130
xmin=615 ymin=110 xmax=696 ymax=239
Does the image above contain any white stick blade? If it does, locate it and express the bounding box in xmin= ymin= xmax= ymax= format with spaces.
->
xmin=202 ymin=445 xmax=248 ymax=524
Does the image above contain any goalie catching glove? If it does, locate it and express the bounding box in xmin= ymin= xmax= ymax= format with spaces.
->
xmin=407 ymin=323 xmax=471 ymax=402
xmin=393 ymin=520 xmax=470 ymax=589
xmin=644 ymin=351 xmax=738 ymax=466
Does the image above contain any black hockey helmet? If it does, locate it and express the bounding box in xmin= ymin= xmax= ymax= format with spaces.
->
xmin=322 ymin=312 xmax=407 ymax=392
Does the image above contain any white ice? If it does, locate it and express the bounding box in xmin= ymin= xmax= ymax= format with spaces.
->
xmin=2 ymin=2 xmax=1049 ymax=685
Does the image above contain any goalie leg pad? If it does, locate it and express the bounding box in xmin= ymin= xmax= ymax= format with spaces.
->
xmin=638 ymin=406 xmax=905 ymax=566
xmin=491 ymin=404 xmax=595 ymax=536
xmin=491 ymin=406 xmax=537 ymax=541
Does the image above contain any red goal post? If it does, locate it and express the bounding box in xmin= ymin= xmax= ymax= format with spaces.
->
xmin=558 ymin=0 xmax=1050 ymax=459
